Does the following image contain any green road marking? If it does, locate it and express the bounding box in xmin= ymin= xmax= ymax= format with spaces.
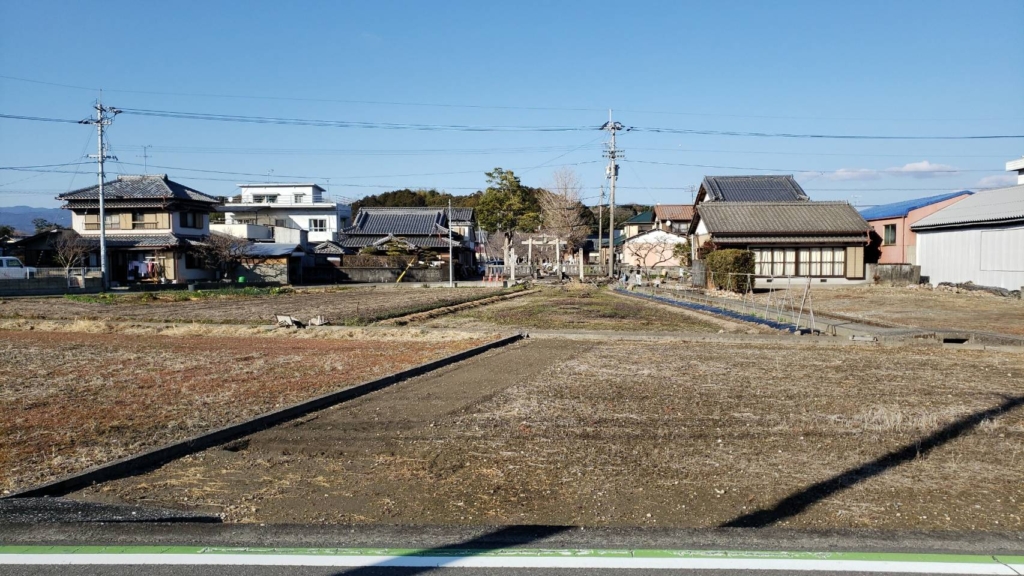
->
xmin=0 ymin=545 xmax=1014 ymax=564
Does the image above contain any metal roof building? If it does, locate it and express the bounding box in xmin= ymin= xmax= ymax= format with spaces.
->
xmin=910 ymin=184 xmax=1024 ymax=290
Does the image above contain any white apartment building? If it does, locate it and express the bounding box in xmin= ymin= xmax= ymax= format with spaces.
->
xmin=222 ymin=183 xmax=351 ymax=244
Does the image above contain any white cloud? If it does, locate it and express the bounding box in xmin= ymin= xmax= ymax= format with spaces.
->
xmin=975 ymin=174 xmax=1017 ymax=188
xmin=884 ymin=160 xmax=958 ymax=178
xmin=820 ymin=168 xmax=883 ymax=181
xmin=805 ymin=160 xmax=960 ymax=182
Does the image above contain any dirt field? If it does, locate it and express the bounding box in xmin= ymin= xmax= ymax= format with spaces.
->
xmin=75 ymin=338 xmax=1024 ymax=531
xmin=423 ymin=286 xmax=723 ymax=332
xmin=0 ymin=286 xmax=502 ymax=325
xmin=0 ymin=328 xmax=490 ymax=494
xmin=751 ymin=285 xmax=1024 ymax=336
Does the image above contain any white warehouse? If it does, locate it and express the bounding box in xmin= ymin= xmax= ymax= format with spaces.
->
xmin=221 ymin=183 xmax=351 ymax=244
xmin=912 ymin=175 xmax=1024 ymax=292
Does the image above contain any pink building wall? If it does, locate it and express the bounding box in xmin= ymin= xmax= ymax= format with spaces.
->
xmin=867 ymin=194 xmax=970 ymax=264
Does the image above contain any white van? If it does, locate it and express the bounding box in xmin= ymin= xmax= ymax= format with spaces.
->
xmin=0 ymin=257 xmax=36 ymax=279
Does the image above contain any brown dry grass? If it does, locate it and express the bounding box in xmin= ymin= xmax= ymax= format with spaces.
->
xmin=0 ymin=286 xmax=501 ymax=325
xmin=78 ymin=338 xmax=1024 ymax=530
xmin=752 ymin=284 xmax=1024 ymax=336
xmin=424 ymin=286 xmax=722 ymax=332
xmin=0 ymin=329 xmax=488 ymax=494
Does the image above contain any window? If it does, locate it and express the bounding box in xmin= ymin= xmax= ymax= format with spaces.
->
xmin=179 ymin=212 xmax=202 ymax=228
xmin=253 ymin=195 xmax=277 ymax=204
xmin=752 ymin=247 xmax=847 ymax=278
xmin=883 ymin=224 xmax=897 ymax=245
xmin=309 ymin=218 xmax=328 ymax=232
xmin=132 ymin=212 xmax=158 ymax=230
xmin=104 ymin=214 xmax=120 ymax=230
xmin=184 ymin=252 xmax=205 ymax=269
xmin=274 ymin=219 xmax=288 ymax=227
xmin=293 ymin=194 xmax=306 ymax=203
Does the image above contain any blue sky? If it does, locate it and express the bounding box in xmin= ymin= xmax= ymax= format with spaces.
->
xmin=1 ymin=0 xmax=1022 ymax=209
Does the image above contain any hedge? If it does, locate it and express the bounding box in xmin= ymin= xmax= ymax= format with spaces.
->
xmin=705 ymin=249 xmax=755 ymax=292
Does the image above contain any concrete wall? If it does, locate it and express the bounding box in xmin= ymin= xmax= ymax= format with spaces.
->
xmin=235 ymin=261 xmax=290 ymax=284
xmin=917 ymin=224 xmax=1024 ymax=290
xmin=336 ymin=266 xmax=450 ymax=283
xmin=867 ymin=263 xmax=921 ymax=285
xmin=0 ymin=277 xmax=103 ymax=296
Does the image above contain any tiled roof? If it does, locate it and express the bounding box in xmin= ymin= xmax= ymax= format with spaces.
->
xmin=336 ymin=234 xmax=461 ymax=249
xmin=911 ymin=184 xmax=1024 ymax=231
xmin=622 ymin=210 xmax=654 ymax=225
xmin=715 ymin=235 xmax=870 ymax=245
xmin=78 ymin=233 xmax=205 ymax=249
xmin=345 ymin=208 xmax=456 ymax=236
xmin=858 ymin=191 xmax=973 ymax=220
xmin=701 ymin=175 xmax=809 ymax=202
xmin=354 ymin=206 xmax=475 ymax=223
xmin=653 ymin=204 xmax=695 ymax=222
xmin=698 ymin=201 xmax=870 ymax=235
xmin=60 ymin=175 xmax=222 ymax=204
xmin=314 ymin=241 xmax=347 ymax=254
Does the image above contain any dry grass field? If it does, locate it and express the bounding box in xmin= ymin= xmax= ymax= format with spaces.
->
xmin=751 ymin=285 xmax=1024 ymax=336
xmin=76 ymin=338 xmax=1024 ymax=531
xmin=0 ymin=327 xmax=490 ymax=494
xmin=0 ymin=286 xmax=503 ymax=325
xmin=423 ymin=286 xmax=723 ymax=332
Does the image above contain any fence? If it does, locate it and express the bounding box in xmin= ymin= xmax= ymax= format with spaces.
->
xmin=23 ymin=267 xmax=103 ymax=280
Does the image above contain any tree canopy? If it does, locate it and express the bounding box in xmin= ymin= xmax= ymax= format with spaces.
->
xmin=351 ymin=188 xmax=482 ymax=215
xmin=476 ymin=168 xmax=542 ymax=239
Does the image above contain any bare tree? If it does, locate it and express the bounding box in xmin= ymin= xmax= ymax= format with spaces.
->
xmin=538 ymin=168 xmax=588 ymax=255
xmin=51 ymin=231 xmax=90 ymax=288
xmin=195 ymin=233 xmax=251 ymax=280
xmin=624 ymin=232 xmax=686 ymax=279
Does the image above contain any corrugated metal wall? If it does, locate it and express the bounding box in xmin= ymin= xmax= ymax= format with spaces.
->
xmin=917 ymin=225 xmax=1024 ymax=290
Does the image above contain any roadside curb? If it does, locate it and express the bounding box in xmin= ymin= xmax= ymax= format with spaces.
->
xmin=3 ymin=332 xmax=525 ymax=499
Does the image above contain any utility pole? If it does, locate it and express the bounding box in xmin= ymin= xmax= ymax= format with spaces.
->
xmin=601 ymin=111 xmax=625 ymax=277
xmin=448 ymin=198 xmax=454 ymax=287
xmin=80 ymin=98 xmax=120 ymax=291
xmin=138 ymin=145 xmax=152 ymax=173
xmin=597 ymin=185 xmax=604 ymax=269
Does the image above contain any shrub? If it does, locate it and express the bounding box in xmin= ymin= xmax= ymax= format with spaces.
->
xmin=705 ymin=249 xmax=755 ymax=292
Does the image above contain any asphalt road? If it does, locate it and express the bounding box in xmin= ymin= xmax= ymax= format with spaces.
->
xmin=2 ymin=520 xmax=1023 ymax=575
xmin=0 ymin=567 xmax=990 ymax=576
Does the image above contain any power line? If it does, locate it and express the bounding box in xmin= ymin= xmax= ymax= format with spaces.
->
xmin=5 ymin=73 xmax=1018 ymax=122
xmin=117 ymin=107 xmax=588 ymax=132
xmin=627 ymin=159 xmax=996 ymax=174
xmin=0 ymin=113 xmax=82 ymax=124
xmin=628 ymin=125 xmax=1024 ymax=140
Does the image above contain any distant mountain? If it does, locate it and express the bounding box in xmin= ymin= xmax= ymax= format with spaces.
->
xmin=0 ymin=206 xmax=71 ymax=235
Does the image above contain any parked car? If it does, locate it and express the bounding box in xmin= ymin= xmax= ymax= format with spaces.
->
xmin=0 ymin=256 xmax=36 ymax=279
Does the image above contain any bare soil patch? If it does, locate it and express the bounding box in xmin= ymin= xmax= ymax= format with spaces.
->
xmin=75 ymin=339 xmax=1024 ymax=531
xmin=0 ymin=329 xmax=488 ymax=494
xmin=423 ymin=286 xmax=721 ymax=332
xmin=0 ymin=287 xmax=502 ymax=325
xmin=752 ymin=285 xmax=1024 ymax=336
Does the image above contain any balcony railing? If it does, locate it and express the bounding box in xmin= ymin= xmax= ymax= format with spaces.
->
xmin=131 ymin=222 xmax=159 ymax=230
xmin=84 ymin=223 xmax=120 ymax=230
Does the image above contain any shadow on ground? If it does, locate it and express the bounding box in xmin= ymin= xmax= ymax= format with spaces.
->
xmin=722 ymin=394 xmax=1024 ymax=528
xmin=332 ymin=525 xmax=570 ymax=575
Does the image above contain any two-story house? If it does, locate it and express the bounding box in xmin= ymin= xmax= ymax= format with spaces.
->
xmin=221 ymin=183 xmax=352 ymax=245
xmin=58 ymin=174 xmax=222 ymax=285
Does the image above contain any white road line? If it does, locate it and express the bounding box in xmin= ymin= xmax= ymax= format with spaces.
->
xmin=1 ymin=553 xmax=1021 ymax=573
